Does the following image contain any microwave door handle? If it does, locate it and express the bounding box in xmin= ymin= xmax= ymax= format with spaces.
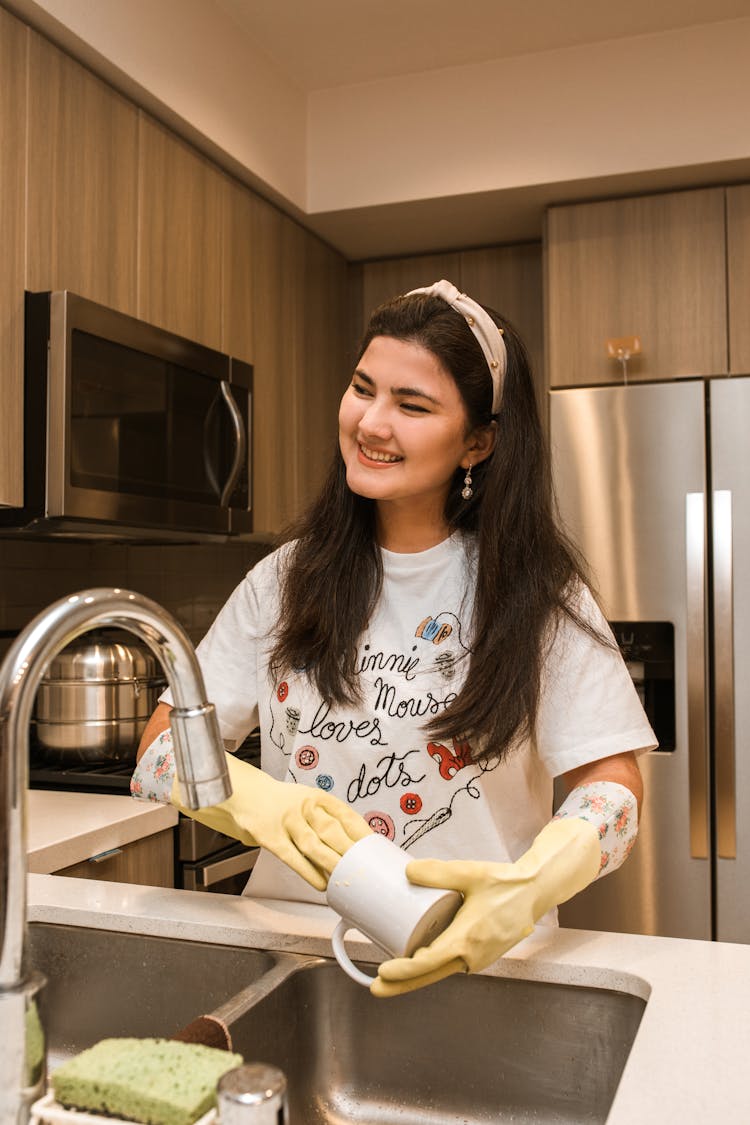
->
xmin=203 ymin=394 xmax=222 ymax=497
xmin=219 ymin=381 xmax=246 ymax=507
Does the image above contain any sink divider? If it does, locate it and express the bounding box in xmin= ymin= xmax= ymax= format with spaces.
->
xmin=211 ymin=952 xmax=325 ymax=1026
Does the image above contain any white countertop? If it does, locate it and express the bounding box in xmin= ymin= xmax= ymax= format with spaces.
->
xmin=26 ymin=871 xmax=750 ymax=1124
xmin=27 ymin=791 xmax=178 ymax=873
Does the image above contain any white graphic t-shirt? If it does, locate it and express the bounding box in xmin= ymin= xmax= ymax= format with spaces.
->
xmin=163 ymin=533 xmax=656 ymax=903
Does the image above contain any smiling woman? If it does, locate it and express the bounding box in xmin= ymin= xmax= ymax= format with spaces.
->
xmin=133 ymin=279 xmax=653 ymax=999
xmin=338 ymin=335 xmax=495 ymax=549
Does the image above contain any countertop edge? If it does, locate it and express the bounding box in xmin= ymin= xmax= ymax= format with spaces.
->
xmin=26 ymin=873 xmax=750 ymax=1123
xmin=27 ymin=793 xmax=178 ymax=874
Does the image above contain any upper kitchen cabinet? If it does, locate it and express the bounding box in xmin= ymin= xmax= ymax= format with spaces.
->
xmin=357 ymin=252 xmax=462 ymax=340
xmin=138 ymin=116 xmax=223 ymax=351
xmin=459 ymin=243 xmax=544 ymax=412
xmin=250 ymin=198 xmax=304 ymax=534
xmin=249 ymin=199 xmax=349 ymax=534
xmin=727 ymin=185 xmax=750 ymax=375
xmin=299 ymin=235 xmax=349 ymax=512
xmin=546 ymin=189 xmax=728 ymax=387
xmin=0 ymin=8 xmax=27 ymax=507
xmin=222 ymin=179 xmax=256 ymax=363
xmin=26 ymin=30 xmax=139 ymax=316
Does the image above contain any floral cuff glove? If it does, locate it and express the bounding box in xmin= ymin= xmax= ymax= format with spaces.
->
xmin=130 ymin=729 xmax=175 ymax=803
xmin=553 ymin=780 xmax=638 ymax=878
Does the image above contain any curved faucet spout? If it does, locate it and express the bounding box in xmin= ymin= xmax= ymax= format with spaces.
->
xmin=0 ymin=587 xmax=231 ymax=993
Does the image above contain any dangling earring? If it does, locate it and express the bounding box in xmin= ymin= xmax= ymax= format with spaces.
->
xmin=462 ymin=464 xmax=473 ymax=500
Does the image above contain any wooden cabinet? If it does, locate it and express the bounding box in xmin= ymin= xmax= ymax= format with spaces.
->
xmin=0 ymin=8 xmax=27 ymax=507
xmin=727 ymin=185 xmax=750 ymax=375
xmin=460 ymin=243 xmax=544 ymax=416
xmin=54 ymin=828 xmax=175 ymax=888
xmin=247 ymin=202 xmax=350 ymax=534
xmin=360 ymin=252 xmax=462 ymax=314
xmin=250 ymin=198 xmax=300 ymax=533
xmin=299 ymin=236 xmax=349 ymax=512
xmin=356 ymin=252 xmax=462 ymax=344
xmin=545 ymin=188 xmax=728 ymax=387
xmin=222 ymin=179 xmax=256 ymax=363
xmin=138 ymin=115 xmax=224 ymax=350
xmin=25 ymin=31 xmax=139 ymax=316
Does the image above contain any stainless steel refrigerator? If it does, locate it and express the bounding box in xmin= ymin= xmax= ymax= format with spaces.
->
xmin=550 ymin=378 xmax=750 ymax=942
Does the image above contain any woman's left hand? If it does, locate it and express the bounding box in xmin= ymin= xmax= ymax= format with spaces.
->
xmin=371 ymin=817 xmax=600 ymax=998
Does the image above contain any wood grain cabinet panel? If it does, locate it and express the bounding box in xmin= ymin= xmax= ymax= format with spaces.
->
xmin=55 ymin=828 xmax=175 ymax=888
xmin=138 ymin=116 xmax=223 ymax=350
xmin=249 ymin=200 xmax=350 ymax=533
xmin=250 ymin=198 xmax=300 ymax=533
xmin=299 ymin=235 xmax=349 ymax=513
xmin=360 ymin=253 xmax=462 ymax=330
xmin=460 ymin=243 xmax=545 ymax=417
xmin=0 ymin=8 xmax=27 ymax=507
xmin=727 ymin=185 xmax=750 ymax=375
xmin=26 ymin=30 xmax=139 ymax=315
xmin=222 ymin=179 xmax=256 ymax=363
xmin=546 ymin=189 xmax=728 ymax=386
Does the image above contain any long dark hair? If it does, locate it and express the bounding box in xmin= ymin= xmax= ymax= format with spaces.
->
xmin=270 ymin=289 xmax=596 ymax=762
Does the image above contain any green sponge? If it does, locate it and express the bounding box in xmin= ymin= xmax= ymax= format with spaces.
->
xmin=51 ymin=1037 xmax=243 ymax=1125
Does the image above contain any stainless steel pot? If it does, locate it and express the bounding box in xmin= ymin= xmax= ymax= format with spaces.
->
xmin=32 ymin=629 xmax=165 ymax=763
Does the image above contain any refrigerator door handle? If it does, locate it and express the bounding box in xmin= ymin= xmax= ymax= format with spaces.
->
xmin=686 ymin=492 xmax=710 ymax=860
xmin=713 ymin=489 xmax=736 ymax=859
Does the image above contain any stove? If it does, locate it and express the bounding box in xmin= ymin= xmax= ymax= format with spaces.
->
xmin=28 ymin=731 xmax=261 ymax=795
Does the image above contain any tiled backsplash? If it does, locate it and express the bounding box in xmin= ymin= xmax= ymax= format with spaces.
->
xmin=0 ymin=537 xmax=273 ymax=657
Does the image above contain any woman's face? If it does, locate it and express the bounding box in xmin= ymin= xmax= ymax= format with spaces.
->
xmin=338 ymin=335 xmax=480 ymax=512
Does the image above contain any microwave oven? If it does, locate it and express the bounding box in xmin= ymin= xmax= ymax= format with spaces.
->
xmin=0 ymin=291 xmax=252 ymax=539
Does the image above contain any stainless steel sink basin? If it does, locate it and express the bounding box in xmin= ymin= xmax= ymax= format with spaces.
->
xmin=226 ymin=960 xmax=646 ymax=1124
xmin=28 ymin=922 xmax=274 ymax=1066
xmin=29 ymin=923 xmax=645 ymax=1123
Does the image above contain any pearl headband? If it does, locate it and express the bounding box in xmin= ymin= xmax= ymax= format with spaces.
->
xmin=405 ymin=279 xmax=506 ymax=414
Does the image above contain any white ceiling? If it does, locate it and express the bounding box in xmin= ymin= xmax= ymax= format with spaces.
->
xmin=214 ymin=0 xmax=750 ymax=92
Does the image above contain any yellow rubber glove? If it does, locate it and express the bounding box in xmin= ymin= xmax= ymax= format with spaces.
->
xmin=171 ymin=753 xmax=372 ymax=891
xmin=372 ymin=817 xmax=601 ymax=998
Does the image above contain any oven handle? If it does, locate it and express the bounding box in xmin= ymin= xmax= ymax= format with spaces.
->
xmin=188 ymin=846 xmax=258 ymax=888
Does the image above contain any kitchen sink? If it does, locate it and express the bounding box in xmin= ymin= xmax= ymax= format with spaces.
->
xmin=28 ymin=922 xmax=275 ymax=1066
xmin=29 ymin=924 xmax=646 ymax=1123
xmin=226 ymin=960 xmax=646 ymax=1124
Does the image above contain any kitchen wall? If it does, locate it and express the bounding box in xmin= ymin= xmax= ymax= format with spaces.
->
xmin=0 ymin=539 xmax=271 ymax=661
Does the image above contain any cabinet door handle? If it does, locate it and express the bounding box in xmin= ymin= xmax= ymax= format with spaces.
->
xmin=89 ymin=847 xmax=124 ymax=864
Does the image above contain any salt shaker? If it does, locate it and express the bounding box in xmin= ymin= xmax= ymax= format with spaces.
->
xmin=217 ymin=1064 xmax=289 ymax=1125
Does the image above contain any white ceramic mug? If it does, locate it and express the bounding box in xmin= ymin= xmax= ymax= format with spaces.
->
xmin=326 ymin=833 xmax=462 ymax=987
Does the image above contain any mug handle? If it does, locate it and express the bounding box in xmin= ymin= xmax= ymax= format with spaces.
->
xmin=331 ymin=920 xmax=378 ymax=987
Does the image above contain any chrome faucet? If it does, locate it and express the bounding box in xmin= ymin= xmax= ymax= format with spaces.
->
xmin=0 ymin=588 xmax=231 ymax=1124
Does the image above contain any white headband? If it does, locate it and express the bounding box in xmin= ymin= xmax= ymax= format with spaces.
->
xmin=405 ymin=279 xmax=506 ymax=414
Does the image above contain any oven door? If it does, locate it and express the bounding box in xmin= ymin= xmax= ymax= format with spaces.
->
xmin=178 ymin=817 xmax=258 ymax=895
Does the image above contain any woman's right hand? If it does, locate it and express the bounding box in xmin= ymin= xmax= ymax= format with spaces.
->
xmin=171 ymin=749 xmax=372 ymax=890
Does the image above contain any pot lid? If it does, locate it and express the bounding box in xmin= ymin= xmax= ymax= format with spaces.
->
xmin=42 ymin=629 xmax=161 ymax=682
